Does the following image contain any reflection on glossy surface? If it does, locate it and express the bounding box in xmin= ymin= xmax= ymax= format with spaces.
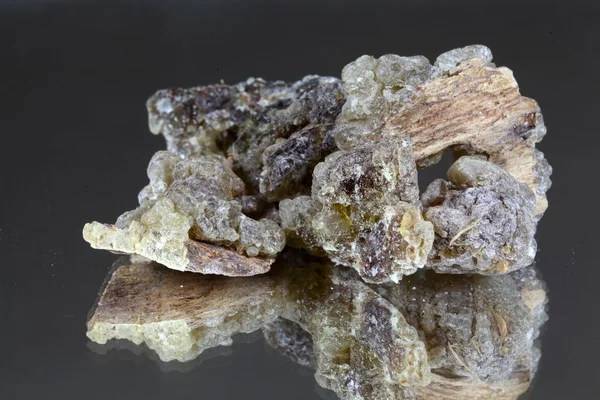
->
xmin=86 ymin=256 xmax=284 ymax=362
xmin=87 ymin=253 xmax=547 ymax=399
xmin=264 ymin=264 xmax=547 ymax=399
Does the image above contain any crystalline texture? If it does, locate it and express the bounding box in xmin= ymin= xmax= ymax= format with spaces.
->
xmin=147 ymin=75 xmax=345 ymax=194
xmin=83 ymin=152 xmax=285 ymax=275
xmin=334 ymin=53 xmax=439 ymax=151
xmin=84 ymin=197 xmax=192 ymax=270
xmin=422 ymin=157 xmax=537 ymax=274
xmin=259 ymin=124 xmax=331 ymax=201
xmin=84 ymin=44 xmax=550 ymax=283
xmin=434 ymin=44 xmax=494 ymax=72
xmin=279 ymin=135 xmax=434 ymax=283
xmin=264 ymin=263 xmax=547 ymax=400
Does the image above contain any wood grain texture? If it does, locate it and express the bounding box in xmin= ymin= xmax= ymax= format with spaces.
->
xmin=86 ymin=257 xmax=282 ymax=361
xmin=383 ymin=58 xmax=548 ymax=214
xmin=185 ymin=240 xmax=274 ymax=276
xmin=88 ymin=258 xmax=278 ymax=328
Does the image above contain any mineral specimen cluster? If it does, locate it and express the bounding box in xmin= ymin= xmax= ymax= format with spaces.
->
xmin=84 ymin=45 xmax=551 ymax=399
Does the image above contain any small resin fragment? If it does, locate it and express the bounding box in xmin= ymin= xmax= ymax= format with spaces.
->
xmin=260 ymin=125 xmax=332 ymax=202
xmin=147 ymin=75 xmax=345 ymax=193
xmin=276 ymin=258 xmax=431 ymax=399
xmin=279 ymin=135 xmax=434 ymax=283
xmin=434 ymin=44 xmax=494 ymax=72
xmin=83 ymin=197 xmax=193 ymax=271
xmin=422 ymin=156 xmax=537 ymax=274
xmin=86 ymin=257 xmax=284 ymax=362
xmin=278 ymin=196 xmax=324 ymax=255
xmin=83 ymin=152 xmax=285 ymax=275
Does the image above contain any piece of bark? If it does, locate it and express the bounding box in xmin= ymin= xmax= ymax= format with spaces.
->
xmin=86 ymin=257 xmax=284 ymax=362
xmin=382 ymin=58 xmax=548 ymax=214
xmin=184 ymin=240 xmax=273 ymax=275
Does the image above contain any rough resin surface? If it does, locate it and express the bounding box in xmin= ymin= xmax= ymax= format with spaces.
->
xmin=335 ymin=45 xmax=550 ymax=215
xmin=83 ymin=152 xmax=285 ymax=275
xmin=147 ymin=75 xmax=345 ymax=193
xmin=83 ymin=44 xmax=552 ymax=400
xmin=374 ymin=267 xmax=547 ymax=386
xmin=422 ymin=157 xmax=537 ymax=274
xmin=84 ymin=44 xmax=550 ymax=282
xmin=280 ymin=135 xmax=434 ymax=283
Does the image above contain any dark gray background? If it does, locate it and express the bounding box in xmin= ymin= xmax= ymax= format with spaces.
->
xmin=1 ymin=0 xmax=598 ymax=398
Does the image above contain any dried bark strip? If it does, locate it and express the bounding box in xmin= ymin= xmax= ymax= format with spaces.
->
xmin=383 ymin=59 xmax=548 ymax=214
xmin=185 ymin=240 xmax=274 ymax=276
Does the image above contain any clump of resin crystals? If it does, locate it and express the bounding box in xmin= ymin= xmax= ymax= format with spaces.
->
xmin=422 ymin=157 xmax=538 ymax=274
xmin=83 ymin=151 xmax=285 ymax=275
xmin=84 ymin=44 xmax=551 ymax=399
xmin=280 ymin=135 xmax=434 ymax=283
xmin=84 ymin=44 xmax=550 ymax=280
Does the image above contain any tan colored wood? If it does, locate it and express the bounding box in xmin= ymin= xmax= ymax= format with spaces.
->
xmin=383 ymin=59 xmax=547 ymax=214
xmin=185 ymin=240 xmax=273 ymax=276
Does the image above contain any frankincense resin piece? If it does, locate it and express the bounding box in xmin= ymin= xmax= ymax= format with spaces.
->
xmin=83 ymin=152 xmax=285 ymax=275
xmin=335 ymin=45 xmax=550 ymax=215
xmin=280 ymin=135 xmax=434 ymax=283
xmin=422 ymin=156 xmax=537 ymax=274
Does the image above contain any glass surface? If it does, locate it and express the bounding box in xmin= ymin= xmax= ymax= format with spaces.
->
xmin=1 ymin=0 xmax=598 ymax=399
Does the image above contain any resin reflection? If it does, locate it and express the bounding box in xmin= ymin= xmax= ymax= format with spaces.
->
xmin=87 ymin=254 xmax=546 ymax=399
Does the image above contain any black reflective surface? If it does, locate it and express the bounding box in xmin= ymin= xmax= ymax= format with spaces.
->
xmin=2 ymin=0 xmax=598 ymax=399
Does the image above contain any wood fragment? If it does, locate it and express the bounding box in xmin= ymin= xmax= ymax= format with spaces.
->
xmin=383 ymin=59 xmax=548 ymax=214
xmin=493 ymin=311 xmax=509 ymax=337
xmin=185 ymin=240 xmax=274 ymax=276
